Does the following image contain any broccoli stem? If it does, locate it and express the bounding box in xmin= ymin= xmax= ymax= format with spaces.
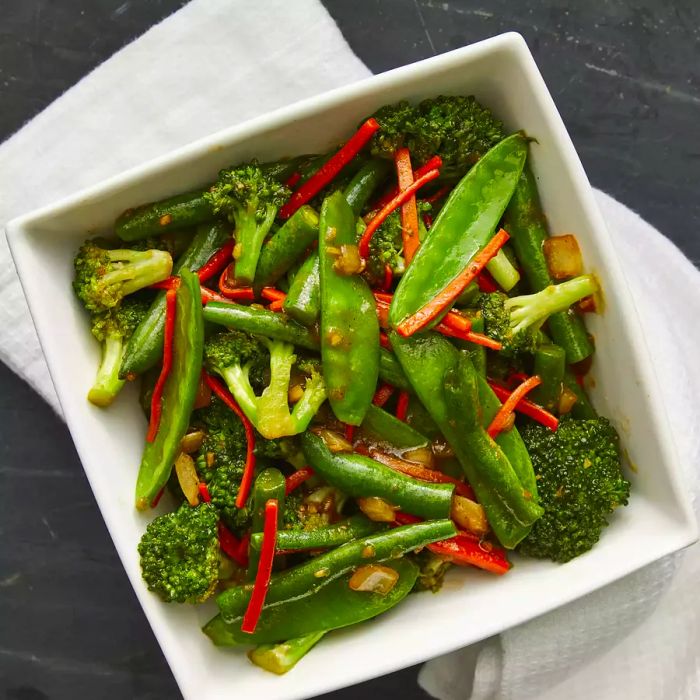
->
xmin=87 ymin=334 xmax=126 ymax=407
xmin=506 ymin=274 xmax=598 ymax=336
xmin=103 ymin=249 xmax=173 ymax=296
xmin=233 ymin=205 xmax=277 ymax=286
xmin=485 ymin=248 xmax=520 ymax=292
xmin=248 ymin=632 xmax=326 ymax=674
xmin=219 ymin=365 xmax=259 ymax=423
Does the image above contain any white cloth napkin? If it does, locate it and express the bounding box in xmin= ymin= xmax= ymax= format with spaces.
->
xmin=2 ymin=2 xmax=698 ymax=698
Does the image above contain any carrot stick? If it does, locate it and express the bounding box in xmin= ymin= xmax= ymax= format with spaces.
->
xmin=395 ymin=148 xmax=420 ymax=263
xmin=487 ymin=376 xmax=542 ymax=438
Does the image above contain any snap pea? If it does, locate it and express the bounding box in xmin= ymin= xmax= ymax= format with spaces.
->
xmin=360 ymin=404 xmax=429 ymax=450
xmin=135 ymin=270 xmax=204 ymax=508
xmin=250 ymin=514 xmax=385 ymax=554
xmin=503 ymin=164 xmax=594 ymax=363
xmin=563 ymin=370 xmax=597 ymax=419
xmin=390 ymin=134 xmax=528 ymax=329
xmin=533 ymin=344 xmax=566 ymax=412
xmin=248 ymin=468 xmax=287 ymax=580
xmin=390 ymin=331 xmax=542 ymax=548
xmin=120 ymin=221 xmax=230 ymax=378
xmin=203 ymin=302 xmax=319 ymax=350
xmin=283 ymin=253 xmax=321 ymax=325
xmin=253 ymin=206 xmax=319 ymax=291
xmin=344 ymin=158 xmax=392 ymax=217
xmin=116 ymin=190 xmax=216 ymax=242
xmin=301 ymin=432 xmax=453 ymax=519
xmin=205 ymin=558 xmax=417 ymax=646
xmin=248 ymin=632 xmax=326 ymax=674
xmin=216 ymin=519 xmax=455 ymax=621
xmin=319 ymin=191 xmax=379 ymax=425
xmin=378 ymin=348 xmax=412 ymax=392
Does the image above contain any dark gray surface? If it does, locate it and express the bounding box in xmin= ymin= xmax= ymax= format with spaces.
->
xmin=1 ymin=1 xmax=698 ymax=699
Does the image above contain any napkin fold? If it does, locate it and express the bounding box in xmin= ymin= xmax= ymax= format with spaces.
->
xmin=2 ymin=2 xmax=698 ymax=698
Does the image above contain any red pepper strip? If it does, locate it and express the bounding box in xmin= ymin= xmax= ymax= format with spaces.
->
xmin=280 ymin=118 xmax=380 ymax=219
xmin=575 ymin=373 xmax=585 ymax=388
xmin=344 ymin=424 xmax=356 ymax=442
xmin=372 ymin=383 xmax=394 ymax=408
xmin=284 ymin=171 xmax=301 ymax=188
xmin=393 ymin=513 xmax=509 ymax=574
xmin=261 ymin=288 xmax=287 ymax=302
xmin=423 ymin=212 xmax=433 ymax=230
xmin=285 ymin=467 xmax=315 ymax=495
xmin=150 ymin=278 xmax=177 ymax=290
xmin=507 ymin=372 xmax=530 ymax=387
xmin=218 ymin=521 xmax=249 ymax=567
xmin=374 ymin=155 xmax=444 ymax=209
xmin=200 ymin=287 xmax=229 ymax=304
xmin=147 ymin=287 xmax=177 ymax=442
xmin=375 ymin=298 xmax=390 ymax=329
xmin=395 ymin=391 xmax=410 ymax=421
xmin=397 ymin=228 xmax=510 ymax=337
xmin=371 ymin=450 xmax=474 ymax=499
xmin=241 ymin=499 xmax=279 ymax=633
xmin=198 ymin=482 xmax=212 ymax=503
xmin=268 ymin=299 xmax=285 ymax=312
xmin=359 ymin=169 xmax=441 ymax=259
xmin=198 ymin=239 xmax=236 ymax=283
xmin=487 ymin=376 xmax=543 ymax=438
xmin=419 ymin=185 xmax=451 ymax=206
xmin=382 ymin=264 xmax=394 ymax=292
xmin=489 ymin=381 xmax=559 ymax=432
xmin=373 ymin=291 xmax=394 ymax=303
xmin=395 ymin=148 xmax=421 ymax=263
xmin=150 ymin=486 xmax=165 ymax=508
xmin=203 ymin=372 xmax=256 ymax=507
xmin=380 ymin=332 xmax=392 ymax=350
xmin=220 ymin=286 xmax=255 ymax=301
xmin=436 ymin=322 xmax=503 ymax=351
xmin=476 ymin=270 xmax=499 ymax=293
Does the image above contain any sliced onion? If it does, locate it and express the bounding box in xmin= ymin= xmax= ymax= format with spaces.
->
xmin=357 ymin=496 xmax=397 ymax=523
xmin=332 ymin=244 xmax=365 ymax=276
xmin=451 ymin=495 xmax=489 ymax=536
xmin=559 ymin=385 xmax=579 ymax=415
xmin=543 ymin=234 xmax=583 ymax=280
xmin=348 ymin=564 xmax=399 ymax=595
xmin=402 ymin=446 xmax=435 ymax=469
xmin=180 ymin=430 xmax=205 ymax=454
xmin=175 ymin=453 xmax=200 ymax=506
xmin=312 ymin=427 xmax=353 ymax=453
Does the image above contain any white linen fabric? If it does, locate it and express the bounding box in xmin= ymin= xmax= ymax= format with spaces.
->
xmin=2 ymin=2 xmax=697 ymax=698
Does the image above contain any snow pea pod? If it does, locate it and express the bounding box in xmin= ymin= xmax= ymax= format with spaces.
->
xmin=216 ymin=519 xmax=454 ymax=622
xmin=390 ymin=331 xmax=542 ymax=548
xmin=503 ymin=164 xmax=594 ymax=363
xmin=360 ymin=404 xmax=429 ymax=450
xmin=253 ymin=205 xmax=319 ymax=291
xmin=205 ymin=557 xmax=418 ymax=646
xmin=390 ymin=134 xmax=527 ymax=329
xmin=135 ymin=270 xmax=204 ymax=508
xmin=301 ymin=432 xmax=453 ymax=519
xmin=120 ymin=221 xmax=230 ymax=378
xmin=319 ymin=191 xmax=379 ymax=425
xmin=344 ymin=158 xmax=392 ymax=217
xmin=250 ymin=514 xmax=385 ymax=554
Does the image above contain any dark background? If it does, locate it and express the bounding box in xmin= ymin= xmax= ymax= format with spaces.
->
xmin=1 ymin=1 xmax=698 ymax=698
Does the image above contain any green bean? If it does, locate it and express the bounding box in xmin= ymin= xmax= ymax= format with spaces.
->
xmin=248 ymin=468 xmax=287 ymax=580
xmin=301 ymin=432 xmax=454 ymax=519
xmin=253 ymin=206 xmax=319 ymax=291
xmin=344 ymin=158 xmax=392 ymax=217
xmin=564 ymin=370 xmax=597 ymax=419
xmin=533 ymin=344 xmax=566 ymax=411
xmin=378 ymin=348 xmax=412 ymax=391
xmin=283 ymin=253 xmax=321 ymax=325
xmin=216 ymin=519 xmax=455 ymax=621
xmin=203 ymin=302 xmax=319 ymax=350
xmin=360 ymin=404 xmax=429 ymax=450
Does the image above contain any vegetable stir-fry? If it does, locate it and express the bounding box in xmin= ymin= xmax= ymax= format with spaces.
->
xmin=72 ymin=94 xmax=630 ymax=675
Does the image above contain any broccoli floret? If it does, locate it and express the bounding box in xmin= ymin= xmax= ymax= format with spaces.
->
xmin=363 ymin=210 xmax=405 ymax=285
xmin=204 ymin=161 xmax=290 ymax=285
xmin=204 ymin=331 xmax=327 ymax=440
xmin=518 ymin=418 xmax=630 ymax=563
xmin=369 ymin=96 xmax=505 ymax=177
xmin=87 ymin=295 xmax=149 ymax=406
xmin=479 ymin=275 xmax=598 ymax=357
xmin=138 ymin=502 xmax=220 ymax=603
xmin=73 ymin=239 xmax=172 ymax=313
xmin=282 ymin=490 xmax=333 ymax=532
xmin=413 ymin=550 xmax=452 ymax=593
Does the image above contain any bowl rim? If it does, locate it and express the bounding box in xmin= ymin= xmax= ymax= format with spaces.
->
xmin=6 ymin=31 xmax=697 ymax=700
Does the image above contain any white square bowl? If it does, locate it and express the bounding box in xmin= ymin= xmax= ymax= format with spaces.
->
xmin=6 ymin=32 xmax=696 ymax=700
